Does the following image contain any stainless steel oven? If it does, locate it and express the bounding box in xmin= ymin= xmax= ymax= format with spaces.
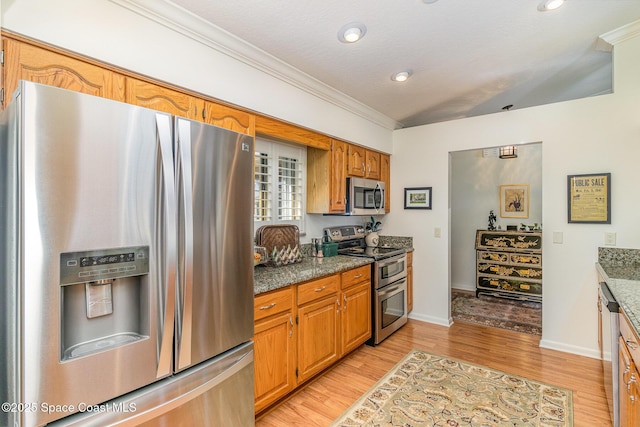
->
xmin=324 ymin=225 xmax=408 ymax=346
xmin=372 ymin=253 xmax=408 ymax=345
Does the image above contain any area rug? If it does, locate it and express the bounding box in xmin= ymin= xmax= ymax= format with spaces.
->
xmin=331 ymin=350 xmax=572 ymax=427
xmin=451 ymin=289 xmax=542 ymax=335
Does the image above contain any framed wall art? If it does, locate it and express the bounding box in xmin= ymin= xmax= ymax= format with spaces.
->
xmin=567 ymin=172 xmax=610 ymax=224
xmin=500 ymin=184 xmax=529 ymax=218
xmin=404 ymin=187 xmax=432 ymax=210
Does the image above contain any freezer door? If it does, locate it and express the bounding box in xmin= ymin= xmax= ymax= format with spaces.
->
xmin=174 ymin=118 xmax=255 ymax=371
xmin=47 ymin=342 xmax=254 ymax=427
xmin=1 ymin=82 xmax=177 ymax=426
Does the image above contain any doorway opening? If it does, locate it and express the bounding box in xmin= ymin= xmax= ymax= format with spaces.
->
xmin=449 ymin=142 xmax=542 ymax=335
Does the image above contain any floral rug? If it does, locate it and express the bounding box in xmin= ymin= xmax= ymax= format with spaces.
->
xmin=451 ymin=289 xmax=542 ymax=335
xmin=331 ymin=350 xmax=572 ymax=427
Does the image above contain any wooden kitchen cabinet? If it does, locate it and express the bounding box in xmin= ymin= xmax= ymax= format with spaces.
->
xmin=3 ymin=37 xmax=126 ymax=104
xmin=619 ymin=311 xmax=640 ymax=426
xmin=307 ymin=139 xmax=348 ymax=214
xmin=365 ymin=150 xmax=381 ymax=180
xmin=253 ymin=287 xmax=296 ymax=413
xmin=347 ymin=144 xmax=381 ymax=180
xmin=125 ymin=77 xmax=203 ymax=120
xmin=296 ymin=275 xmax=340 ymax=382
xmin=381 ymin=153 xmax=391 ymax=212
xmin=202 ymin=100 xmax=255 ymax=136
xmin=254 ymin=265 xmax=372 ymax=414
xmin=348 ymin=145 xmax=366 ymax=177
xmin=407 ymin=251 xmax=414 ymax=313
xmin=340 ymin=265 xmax=371 ymax=355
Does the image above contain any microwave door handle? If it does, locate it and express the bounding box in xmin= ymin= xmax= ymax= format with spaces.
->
xmin=374 ymin=182 xmax=383 ymax=212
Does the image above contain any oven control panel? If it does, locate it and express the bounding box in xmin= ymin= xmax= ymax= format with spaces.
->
xmin=324 ymin=226 xmax=366 ymax=242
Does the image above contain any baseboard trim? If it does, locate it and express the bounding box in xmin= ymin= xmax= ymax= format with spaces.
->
xmin=539 ymin=339 xmax=601 ymax=360
xmin=408 ymin=312 xmax=452 ymax=327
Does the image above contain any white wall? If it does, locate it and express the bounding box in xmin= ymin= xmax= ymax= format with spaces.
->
xmin=0 ymin=0 xmax=393 ymax=153
xmin=386 ymin=33 xmax=640 ymax=357
xmin=450 ymin=144 xmax=542 ymax=291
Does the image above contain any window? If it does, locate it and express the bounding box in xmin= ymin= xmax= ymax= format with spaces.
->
xmin=254 ymin=138 xmax=306 ymax=233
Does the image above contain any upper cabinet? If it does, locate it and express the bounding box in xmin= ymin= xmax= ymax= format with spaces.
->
xmin=125 ymin=77 xmax=203 ymax=120
xmin=307 ymin=139 xmax=348 ymax=214
xmin=347 ymin=144 xmax=381 ymax=180
xmin=203 ymin=101 xmax=255 ymax=136
xmin=381 ymin=153 xmax=391 ymax=213
xmin=3 ymin=37 xmax=126 ymax=104
xmin=348 ymin=145 xmax=366 ymax=177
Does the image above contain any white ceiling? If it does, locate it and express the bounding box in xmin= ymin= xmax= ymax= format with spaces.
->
xmin=137 ymin=0 xmax=640 ymax=129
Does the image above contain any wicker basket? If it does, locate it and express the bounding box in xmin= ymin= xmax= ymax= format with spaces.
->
xmin=255 ymin=225 xmax=302 ymax=266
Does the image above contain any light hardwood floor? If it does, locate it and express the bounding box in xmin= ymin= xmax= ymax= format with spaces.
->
xmin=256 ymin=319 xmax=611 ymax=426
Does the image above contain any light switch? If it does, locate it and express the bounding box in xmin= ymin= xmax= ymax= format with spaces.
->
xmin=553 ymin=231 xmax=563 ymax=244
xmin=605 ymin=232 xmax=616 ymax=246
xmin=434 ymin=227 xmax=441 ymax=238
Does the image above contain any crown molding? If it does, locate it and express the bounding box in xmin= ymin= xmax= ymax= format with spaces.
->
xmin=110 ymin=0 xmax=401 ymax=130
xmin=596 ymin=19 xmax=640 ymax=52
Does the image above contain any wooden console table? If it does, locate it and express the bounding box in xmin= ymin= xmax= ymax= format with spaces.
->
xmin=475 ymin=230 xmax=542 ymax=302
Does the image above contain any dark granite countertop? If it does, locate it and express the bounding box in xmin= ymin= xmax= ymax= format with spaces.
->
xmin=254 ymin=255 xmax=373 ymax=295
xmin=596 ymin=248 xmax=640 ymax=337
xmin=597 ymin=263 xmax=640 ymax=336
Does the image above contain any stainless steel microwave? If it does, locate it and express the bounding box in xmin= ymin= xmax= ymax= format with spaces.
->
xmin=346 ymin=177 xmax=385 ymax=215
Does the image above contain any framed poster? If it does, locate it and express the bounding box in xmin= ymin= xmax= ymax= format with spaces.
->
xmin=404 ymin=187 xmax=432 ymax=210
xmin=500 ymin=184 xmax=529 ymax=219
xmin=567 ymin=173 xmax=610 ymax=224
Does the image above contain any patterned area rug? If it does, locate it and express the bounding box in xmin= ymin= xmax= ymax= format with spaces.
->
xmin=332 ymin=350 xmax=573 ymax=427
xmin=451 ymin=289 xmax=542 ymax=335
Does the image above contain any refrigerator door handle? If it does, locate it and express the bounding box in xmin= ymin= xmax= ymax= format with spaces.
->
xmin=156 ymin=113 xmax=177 ymax=378
xmin=176 ymin=118 xmax=194 ymax=370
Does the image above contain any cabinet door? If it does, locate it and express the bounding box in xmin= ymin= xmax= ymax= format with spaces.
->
xmin=340 ymin=282 xmax=371 ymax=355
xmin=254 ymin=311 xmax=296 ymax=413
xmin=348 ymin=145 xmax=365 ymax=177
xmin=620 ymin=337 xmax=634 ymax=427
xmin=125 ymin=77 xmax=203 ymax=120
xmin=297 ymin=296 xmax=339 ymax=382
xmin=3 ymin=38 xmax=125 ymax=104
xmin=407 ymin=251 xmax=414 ymax=313
xmin=329 ymin=139 xmax=348 ymax=213
xmin=202 ymin=101 xmax=255 ymax=136
xmin=381 ymin=154 xmax=391 ymax=213
xmin=365 ymin=150 xmax=381 ymax=180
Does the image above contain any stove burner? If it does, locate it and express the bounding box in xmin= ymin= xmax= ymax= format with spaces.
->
xmin=338 ymin=246 xmax=405 ymax=260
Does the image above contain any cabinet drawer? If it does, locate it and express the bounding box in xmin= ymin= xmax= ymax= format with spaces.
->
xmin=477 ymin=276 xmax=542 ymax=296
xmin=478 ymin=251 xmax=509 ymax=263
xmin=477 ymin=263 xmax=542 ymax=280
xmin=298 ymin=275 xmax=339 ymax=306
xmin=254 ymin=286 xmax=293 ymax=322
xmin=621 ymin=311 xmax=640 ymax=365
xmin=341 ymin=265 xmax=371 ymax=289
xmin=510 ymin=253 xmax=541 ymax=266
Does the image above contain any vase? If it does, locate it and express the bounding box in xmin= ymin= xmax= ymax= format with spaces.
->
xmin=365 ymin=231 xmax=379 ymax=247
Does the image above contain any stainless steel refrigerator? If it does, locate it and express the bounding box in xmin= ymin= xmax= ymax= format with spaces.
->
xmin=0 ymin=82 xmax=255 ymax=426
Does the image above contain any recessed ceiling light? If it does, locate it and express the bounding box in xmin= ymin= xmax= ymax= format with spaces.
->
xmin=338 ymin=22 xmax=367 ymax=43
xmin=391 ymin=70 xmax=412 ymax=82
xmin=538 ymin=0 xmax=565 ymax=11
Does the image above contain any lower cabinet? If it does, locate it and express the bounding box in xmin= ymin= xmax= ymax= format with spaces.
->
xmin=253 ymin=265 xmax=372 ymax=414
xmin=253 ymin=287 xmax=295 ymax=413
xmin=619 ymin=312 xmax=640 ymax=426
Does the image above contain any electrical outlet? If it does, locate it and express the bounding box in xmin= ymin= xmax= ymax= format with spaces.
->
xmin=604 ymin=232 xmax=616 ymax=246
xmin=553 ymin=231 xmax=563 ymax=244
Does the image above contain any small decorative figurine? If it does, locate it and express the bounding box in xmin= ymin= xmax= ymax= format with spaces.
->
xmin=488 ymin=210 xmax=497 ymax=230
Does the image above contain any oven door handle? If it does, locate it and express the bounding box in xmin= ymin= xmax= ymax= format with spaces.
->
xmin=378 ymin=279 xmax=406 ymax=297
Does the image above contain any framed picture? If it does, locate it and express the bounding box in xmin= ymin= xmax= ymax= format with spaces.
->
xmin=500 ymin=184 xmax=529 ymax=218
xmin=567 ymin=173 xmax=611 ymax=224
xmin=404 ymin=187 xmax=432 ymax=210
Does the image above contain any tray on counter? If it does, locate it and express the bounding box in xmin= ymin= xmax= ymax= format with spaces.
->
xmin=255 ymin=225 xmax=302 ymax=267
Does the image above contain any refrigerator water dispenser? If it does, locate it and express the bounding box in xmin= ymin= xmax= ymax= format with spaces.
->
xmin=59 ymin=246 xmax=150 ymax=361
